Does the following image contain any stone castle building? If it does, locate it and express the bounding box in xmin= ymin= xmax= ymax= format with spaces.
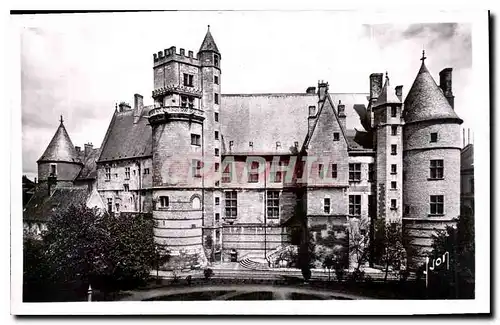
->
xmin=24 ymin=27 xmax=464 ymax=269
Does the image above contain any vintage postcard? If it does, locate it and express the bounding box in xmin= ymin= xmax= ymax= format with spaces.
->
xmin=10 ymin=9 xmax=490 ymax=315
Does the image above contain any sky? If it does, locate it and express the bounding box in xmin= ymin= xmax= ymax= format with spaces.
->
xmin=17 ymin=11 xmax=473 ymax=181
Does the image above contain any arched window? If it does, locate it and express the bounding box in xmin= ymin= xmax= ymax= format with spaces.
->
xmin=191 ymin=196 xmax=201 ymax=210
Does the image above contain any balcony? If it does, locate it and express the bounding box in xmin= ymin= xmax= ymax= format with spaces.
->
xmin=152 ymin=85 xmax=203 ymax=98
xmin=148 ymin=105 xmax=205 ymax=125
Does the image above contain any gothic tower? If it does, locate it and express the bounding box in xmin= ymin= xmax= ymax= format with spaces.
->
xmin=37 ymin=116 xmax=82 ymax=188
xmin=148 ymin=36 xmax=206 ymax=263
xmin=402 ymin=51 xmax=463 ymax=268
xmin=373 ymin=73 xmax=403 ymax=224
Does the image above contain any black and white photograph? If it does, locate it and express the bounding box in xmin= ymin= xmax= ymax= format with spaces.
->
xmin=9 ymin=8 xmax=490 ymax=316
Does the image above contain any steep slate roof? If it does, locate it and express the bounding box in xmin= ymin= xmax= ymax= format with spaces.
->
xmin=199 ymin=27 xmax=220 ymax=54
xmin=403 ymin=61 xmax=462 ymax=124
xmin=23 ymin=186 xmax=88 ymax=222
xmin=38 ymin=120 xmax=80 ymax=163
xmin=98 ymin=108 xmax=153 ymax=162
xmin=76 ymin=147 xmax=102 ymax=180
xmin=220 ymin=92 xmax=368 ymax=154
xmin=373 ymin=73 xmax=401 ymax=108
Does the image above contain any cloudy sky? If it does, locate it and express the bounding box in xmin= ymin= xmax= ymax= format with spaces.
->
xmin=18 ymin=11 xmax=473 ymax=180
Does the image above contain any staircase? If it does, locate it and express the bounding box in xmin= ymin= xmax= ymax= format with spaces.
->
xmin=239 ymin=257 xmax=270 ymax=271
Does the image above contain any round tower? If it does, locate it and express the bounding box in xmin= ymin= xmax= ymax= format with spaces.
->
xmin=37 ymin=116 xmax=82 ymax=187
xmin=198 ymin=25 xmax=223 ymax=260
xmin=149 ymin=39 xmax=206 ymax=265
xmin=402 ymin=51 xmax=463 ymax=269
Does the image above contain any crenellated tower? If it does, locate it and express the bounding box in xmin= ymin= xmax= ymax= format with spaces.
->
xmin=148 ymin=35 xmax=207 ymax=264
xmin=402 ymin=51 xmax=463 ymax=268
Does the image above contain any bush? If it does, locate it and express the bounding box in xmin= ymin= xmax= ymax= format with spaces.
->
xmin=204 ymin=268 xmax=214 ymax=280
xmin=350 ymin=269 xmax=365 ymax=282
xmin=399 ymin=269 xmax=410 ymax=283
xmin=335 ymin=267 xmax=345 ymax=282
xmin=185 ymin=275 xmax=192 ymax=285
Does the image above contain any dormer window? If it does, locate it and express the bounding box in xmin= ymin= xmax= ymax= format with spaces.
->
xmin=391 ymin=106 xmax=397 ymax=117
xmin=430 ymin=132 xmax=438 ymax=143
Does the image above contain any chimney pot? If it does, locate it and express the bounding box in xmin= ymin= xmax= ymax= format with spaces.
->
xmin=439 ymin=68 xmax=454 ymax=109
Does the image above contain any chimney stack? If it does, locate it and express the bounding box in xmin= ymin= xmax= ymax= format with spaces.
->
xmin=84 ymin=143 xmax=93 ymax=158
xmin=133 ymin=94 xmax=144 ymax=124
xmin=318 ymin=81 xmax=329 ymax=102
xmin=439 ymin=68 xmax=454 ymax=109
xmin=337 ymin=100 xmax=346 ymax=130
xmin=395 ymin=85 xmax=403 ymax=101
xmin=369 ymin=73 xmax=384 ymax=103
xmin=306 ymin=86 xmax=316 ymax=94
xmin=118 ymin=102 xmax=131 ymax=112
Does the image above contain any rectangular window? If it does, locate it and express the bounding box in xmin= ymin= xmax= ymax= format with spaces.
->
xmin=248 ymin=161 xmax=259 ymax=183
xmin=215 ymin=131 xmax=219 ymax=140
xmin=192 ymin=159 xmax=202 ymax=177
xmin=191 ymin=134 xmax=201 ymax=146
xmin=188 ymin=97 xmax=194 ymax=109
xmin=333 ymin=132 xmax=340 ymax=141
xmin=430 ymin=159 xmax=444 ymax=179
xmin=215 ymin=197 xmax=220 ymax=205
xmin=115 ymin=203 xmax=120 ymax=213
xmin=349 ymin=163 xmax=361 ymax=181
xmin=368 ymin=163 xmax=375 ymax=182
xmin=125 ymin=167 xmax=130 ymax=180
xmin=214 ymin=54 xmax=219 ymax=67
xmin=144 ymin=168 xmax=150 ymax=175
xmin=391 ymin=181 xmax=397 ymax=189
xmin=214 ymin=162 xmax=220 ymax=172
xmin=105 ymin=167 xmax=111 ymax=180
xmin=405 ymin=205 xmax=410 ymax=215
xmin=222 ymin=164 xmax=232 ymax=183
xmin=123 ymin=184 xmax=129 ymax=192
xmin=225 ymin=191 xmax=237 ymax=218
xmin=50 ymin=164 xmax=57 ymax=176
xmin=391 ymin=164 xmax=397 ymax=174
xmin=159 ymin=196 xmax=169 ymax=208
xmin=181 ymin=95 xmax=188 ymax=108
xmin=318 ymin=163 xmax=325 ymax=179
xmin=214 ymin=93 xmax=219 ymax=105
xmin=215 ymin=213 xmax=220 ymax=222
xmin=430 ymin=132 xmax=438 ymax=143
xmin=215 ymin=148 xmax=219 ymax=156
xmin=391 ymin=144 xmax=397 ymax=155
xmin=391 ymin=199 xmax=397 ymax=210
xmin=391 ymin=106 xmax=397 ymax=117
xmin=107 ymin=198 xmax=112 ymax=213
xmin=215 ymin=112 xmax=219 ymax=122
xmin=324 ymin=198 xmax=331 ymax=214
xmin=331 ymin=164 xmax=337 ymax=179
xmin=391 ymin=125 xmax=398 ymax=136
xmin=183 ymin=73 xmax=194 ymax=87
xmin=349 ymin=195 xmax=361 ymax=216
xmin=430 ymin=195 xmax=444 ymax=215
xmin=267 ymin=191 xmax=280 ymax=218
xmin=214 ymin=75 xmax=219 ymax=85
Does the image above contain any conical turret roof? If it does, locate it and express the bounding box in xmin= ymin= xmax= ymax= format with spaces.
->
xmin=38 ymin=116 xmax=80 ymax=163
xmin=373 ymin=72 xmax=401 ymax=108
xmin=403 ymin=53 xmax=462 ymax=124
xmin=199 ymin=25 xmax=220 ymax=54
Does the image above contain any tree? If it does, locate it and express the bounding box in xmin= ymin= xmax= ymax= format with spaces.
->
xmin=25 ymin=204 xmax=162 ymax=301
xmin=348 ymin=218 xmax=370 ymax=273
xmin=374 ymin=220 xmax=406 ymax=282
xmin=429 ymin=212 xmax=475 ymax=298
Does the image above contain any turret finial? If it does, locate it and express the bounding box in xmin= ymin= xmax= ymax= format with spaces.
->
xmin=208 ymin=25 xmax=210 ymax=31
xmin=420 ymin=49 xmax=427 ymax=62
xmin=59 ymin=115 xmax=63 ymax=124
xmin=385 ymin=71 xmax=389 ymax=80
